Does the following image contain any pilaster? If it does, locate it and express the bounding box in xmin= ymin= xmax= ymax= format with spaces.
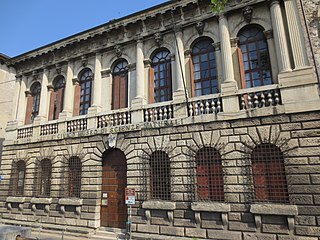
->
xmin=269 ymin=0 xmax=292 ymax=72
xmin=134 ymin=38 xmax=145 ymax=102
xmin=60 ymin=61 xmax=74 ymax=119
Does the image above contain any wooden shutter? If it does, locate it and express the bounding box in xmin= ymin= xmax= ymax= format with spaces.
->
xmin=189 ymin=58 xmax=195 ymax=97
xmin=56 ymin=88 xmax=64 ymax=118
xmin=25 ymin=95 xmax=34 ymax=124
xmin=237 ymin=47 xmax=246 ymax=89
xmin=119 ymin=75 xmax=128 ymax=109
xmin=73 ymin=85 xmax=81 ymax=116
xmin=252 ymin=162 xmax=268 ymax=201
xmin=149 ymin=68 xmax=155 ymax=104
xmin=48 ymin=91 xmax=56 ymax=121
xmin=112 ymin=75 xmax=121 ymax=110
xmin=168 ymin=63 xmax=172 ymax=101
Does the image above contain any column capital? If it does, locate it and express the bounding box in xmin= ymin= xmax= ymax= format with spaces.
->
xmin=143 ymin=59 xmax=152 ymax=68
xmin=174 ymin=25 xmax=183 ymax=33
xmin=269 ymin=0 xmax=280 ymax=7
xmin=25 ymin=90 xmax=32 ymax=97
xmin=135 ymin=36 xmax=144 ymax=43
xmin=101 ymin=68 xmax=111 ymax=78
xmin=218 ymin=14 xmax=227 ymax=21
xmin=184 ymin=49 xmax=192 ymax=57
xmin=230 ymin=38 xmax=239 ymax=48
xmin=264 ymin=30 xmax=274 ymax=39
xmin=47 ymin=85 xmax=54 ymax=92
xmin=72 ymin=78 xmax=80 ymax=86
xmin=212 ymin=42 xmax=221 ymax=51
xmin=128 ymin=63 xmax=136 ymax=71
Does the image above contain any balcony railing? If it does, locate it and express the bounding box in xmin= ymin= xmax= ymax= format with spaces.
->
xmin=12 ymin=85 xmax=283 ymax=141
xmin=97 ymin=109 xmax=131 ymax=128
xmin=188 ymin=94 xmax=222 ymax=116
xmin=238 ymin=85 xmax=281 ymax=110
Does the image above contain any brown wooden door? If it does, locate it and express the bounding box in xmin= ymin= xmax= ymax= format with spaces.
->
xmin=101 ymin=149 xmax=127 ymax=228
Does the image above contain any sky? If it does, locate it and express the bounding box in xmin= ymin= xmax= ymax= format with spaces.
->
xmin=0 ymin=0 xmax=169 ymax=57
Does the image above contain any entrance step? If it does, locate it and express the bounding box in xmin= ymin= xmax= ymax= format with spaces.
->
xmin=91 ymin=228 xmax=127 ymax=240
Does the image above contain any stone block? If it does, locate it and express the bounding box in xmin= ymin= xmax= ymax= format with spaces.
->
xmin=137 ymin=224 xmax=159 ymax=234
xmin=295 ymin=226 xmax=320 ymax=237
xmin=174 ymin=219 xmax=196 ymax=227
xmin=296 ymin=216 xmax=316 ymax=226
xmin=228 ymin=222 xmax=256 ymax=232
xmin=185 ymin=227 xmax=207 ymax=238
xmin=160 ymin=226 xmax=185 ymax=236
xmin=207 ymin=230 xmax=242 ymax=239
xmin=262 ymin=224 xmax=289 ymax=234
xmin=228 ymin=213 xmax=241 ymax=221
xmin=243 ymin=232 xmax=276 ymax=240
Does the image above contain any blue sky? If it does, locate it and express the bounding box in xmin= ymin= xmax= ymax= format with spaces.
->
xmin=0 ymin=0 xmax=168 ymax=57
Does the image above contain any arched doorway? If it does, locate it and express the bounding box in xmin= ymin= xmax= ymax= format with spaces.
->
xmin=101 ymin=149 xmax=127 ymax=228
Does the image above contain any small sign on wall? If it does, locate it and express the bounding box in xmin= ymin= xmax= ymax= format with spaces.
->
xmin=102 ymin=193 xmax=108 ymax=198
xmin=125 ymin=188 xmax=136 ymax=205
xmin=0 ymin=176 xmax=3 ymax=182
xmin=101 ymin=199 xmax=108 ymax=206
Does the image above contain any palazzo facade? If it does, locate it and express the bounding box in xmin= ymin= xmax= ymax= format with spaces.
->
xmin=0 ymin=0 xmax=320 ymax=239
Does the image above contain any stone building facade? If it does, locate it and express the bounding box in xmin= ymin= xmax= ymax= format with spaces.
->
xmin=0 ymin=54 xmax=15 ymax=165
xmin=0 ymin=0 xmax=319 ymax=239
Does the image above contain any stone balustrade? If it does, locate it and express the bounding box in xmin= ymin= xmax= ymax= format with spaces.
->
xmin=11 ymin=86 xmax=284 ymax=141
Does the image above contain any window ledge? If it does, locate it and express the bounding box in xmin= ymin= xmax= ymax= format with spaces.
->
xmin=250 ymin=204 xmax=298 ymax=216
xmin=6 ymin=196 xmax=26 ymax=203
xmin=58 ymin=198 xmax=83 ymax=206
xmin=30 ymin=197 xmax=52 ymax=204
xmin=191 ymin=202 xmax=230 ymax=212
xmin=142 ymin=200 xmax=176 ymax=210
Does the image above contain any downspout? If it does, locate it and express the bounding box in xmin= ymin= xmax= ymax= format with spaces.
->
xmin=299 ymin=0 xmax=320 ymax=84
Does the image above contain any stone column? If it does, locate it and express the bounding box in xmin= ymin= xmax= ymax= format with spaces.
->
xmin=101 ymin=69 xmax=112 ymax=112
xmin=174 ymin=27 xmax=186 ymax=93
xmin=283 ymin=0 xmax=309 ymax=69
xmin=16 ymin=75 xmax=27 ymax=123
xmin=36 ymin=68 xmax=49 ymax=122
xmin=218 ymin=15 xmax=239 ymax=113
xmin=213 ymin=42 xmax=223 ymax=89
xmin=264 ymin=30 xmax=279 ymax=82
xmin=218 ymin=14 xmax=235 ymax=83
xmin=89 ymin=52 xmax=102 ymax=114
xmin=60 ymin=61 xmax=74 ymax=118
xmin=135 ymin=38 xmax=145 ymax=100
xmin=11 ymin=75 xmax=22 ymax=122
xmin=270 ymin=0 xmax=291 ymax=72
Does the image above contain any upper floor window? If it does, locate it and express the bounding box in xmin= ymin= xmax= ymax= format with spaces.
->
xmin=49 ymin=76 xmax=65 ymax=120
xmin=10 ymin=160 xmax=26 ymax=196
xmin=25 ymin=82 xmax=41 ymax=124
xmin=251 ymin=144 xmax=289 ymax=203
xmin=238 ymin=26 xmax=272 ymax=88
xmin=35 ymin=159 xmax=52 ymax=197
xmin=112 ymin=60 xmax=128 ymax=110
xmin=150 ymin=49 xmax=172 ymax=103
xmin=191 ymin=38 xmax=218 ymax=97
xmin=68 ymin=156 xmax=82 ymax=198
xmin=79 ymin=69 xmax=93 ymax=115
xmin=150 ymin=151 xmax=171 ymax=200
xmin=195 ymin=147 xmax=224 ymax=202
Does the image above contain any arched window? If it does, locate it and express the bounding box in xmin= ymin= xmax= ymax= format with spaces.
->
xmin=251 ymin=144 xmax=289 ymax=203
xmin=195 ymin=147 xmax=224 ymax=201
xmin=75 ymin=69 xmax=93 ymax=116
xmin=150 ymin=151 xmax=171 ymax=200
xmin=191 ymin=38 xmax=218 ymax=96
xmin=10 ymin=160 xmax=26 ymax=196
xmin=238 ymin=26 xmax=272 ymax=88
xmin=68 ymin=157 xmax=82 ymax=198
xmin=150 ymin=49 xmax=172 ymax=103
xmin=37 ymin=159 xmax=52 ymax=197
xmin=25 ymin=82 xmax=41 ymax=124
xmin=49 ymin=76 xmax=65 ymax=120
xmin=112 ymin=60 xmax=128 ymax=110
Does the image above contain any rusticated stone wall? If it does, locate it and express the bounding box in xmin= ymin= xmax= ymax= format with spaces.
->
xmin=0 ymin=111 xmax=319 ymax=239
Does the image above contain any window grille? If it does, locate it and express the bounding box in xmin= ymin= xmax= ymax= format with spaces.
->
xmin=151 ymin=49 xmax=172 ymax=103
xmin=238 ymin=26 xmax=272 ymax=88
xmin=79 ymin=69 xmax=93 ymax=115
xmin=191 ymin=38 xmax=219 ymax=96
xmin=9 ymin=160 xmax=26 ymax=196
xmin=68 ymin=157 xmax=82 ymax=198
xmin=195 ymin=147 xmax=224 ymax=202
xmin=150 ymin=151 xmax=171 ymax=200
xmin=251 ymin=144 xmax=289 ymax=203
xmin=35 ymin=159 xmax=52 ymax=197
